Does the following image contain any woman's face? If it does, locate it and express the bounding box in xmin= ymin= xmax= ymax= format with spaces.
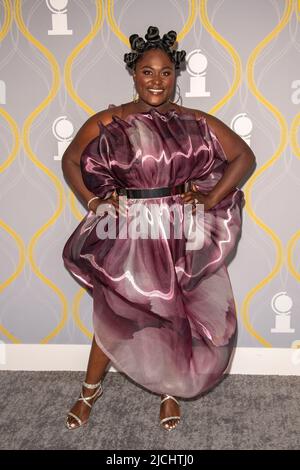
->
xmin=133 ymin=48 xmax=176 ymax=107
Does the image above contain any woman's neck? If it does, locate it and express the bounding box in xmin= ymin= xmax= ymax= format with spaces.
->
xmin=131 ymin=99 xmax=177 ymax=114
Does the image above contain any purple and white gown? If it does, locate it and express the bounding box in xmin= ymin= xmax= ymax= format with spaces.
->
xmin=62 ymin=108 xmax=244 ymax=398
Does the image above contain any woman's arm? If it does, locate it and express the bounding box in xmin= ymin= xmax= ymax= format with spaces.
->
xmin=61 ymin=110 xmax=112 ymax=213
xmin=182 ymin=111 xmax=256 ymax=210
xmin=203 ymin=112 xmax=256 ymax=207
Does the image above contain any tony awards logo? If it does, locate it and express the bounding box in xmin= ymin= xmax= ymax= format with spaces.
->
xmin=52 ymin=116 xmax=74 ymax=160
xmin=230 ymin=114 xmax=253 ymax=146
xmin=46 ymin=0 xmax=73 ymax=36
xmin=271 ymin=292 xmax=295 ymax=333
xmin=185 ymin=50 xmax=210 ymax=98
xmin=0 ymin=80 xmax=6 ymax=104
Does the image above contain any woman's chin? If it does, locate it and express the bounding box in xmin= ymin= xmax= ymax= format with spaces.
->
xmin=141 ymin=95 xmax=169 ymax=107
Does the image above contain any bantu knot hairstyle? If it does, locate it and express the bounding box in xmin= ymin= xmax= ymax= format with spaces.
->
xmin=124 ymin=26 xmax=186 ymax=71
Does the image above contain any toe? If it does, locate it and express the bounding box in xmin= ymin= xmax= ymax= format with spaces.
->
xmin=66 ymin=416 xmax=78 ymax=429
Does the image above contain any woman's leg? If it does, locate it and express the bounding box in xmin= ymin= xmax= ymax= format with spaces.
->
xmin=66 ymin=335 xmax=110 ymax=428
xmin=85 ymin=335 xmax=111 ymax=383
xmin=66 ymin=335 xmax=181 ymax=430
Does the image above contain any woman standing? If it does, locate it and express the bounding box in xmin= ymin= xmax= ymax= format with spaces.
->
xmin=62 ymin=26 xmax=255 ymax=431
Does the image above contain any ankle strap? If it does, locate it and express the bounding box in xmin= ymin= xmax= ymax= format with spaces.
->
xmin=161 ymin=394 xmax=180 ymax=406
xmin=82 ymin=380 xmax=101 ymax=389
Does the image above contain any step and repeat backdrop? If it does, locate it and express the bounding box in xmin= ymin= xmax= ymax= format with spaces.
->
xmin=0 ymin=1 xmax=299 ymax=358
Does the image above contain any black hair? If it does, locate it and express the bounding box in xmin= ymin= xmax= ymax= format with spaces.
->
xmin=124 ymin=26 xmax=186 ymax=71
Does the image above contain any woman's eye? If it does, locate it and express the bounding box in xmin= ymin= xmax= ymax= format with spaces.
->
xmin=142 ymin=71 xmax=171 ymax=76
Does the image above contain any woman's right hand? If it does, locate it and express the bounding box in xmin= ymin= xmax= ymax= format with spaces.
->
xmin=90 ymin=191 xmax=126 ymax=217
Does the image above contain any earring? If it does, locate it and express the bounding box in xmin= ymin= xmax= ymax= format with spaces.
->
xmin=133 ymin=83 xmax=139 ymax=103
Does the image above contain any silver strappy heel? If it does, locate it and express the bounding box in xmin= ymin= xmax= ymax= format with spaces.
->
xmin=160 ymin=394 xmax=181 ymax=430
xmin=65 ymin=380 xmax=103 ymax=430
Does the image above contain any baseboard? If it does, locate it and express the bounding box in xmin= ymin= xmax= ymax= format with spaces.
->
xmin=0 ymin=344 xmax=299 ymax=375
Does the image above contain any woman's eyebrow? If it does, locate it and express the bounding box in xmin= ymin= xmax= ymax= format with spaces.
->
xmin=141 ymin=65 xmax=173 ymax=70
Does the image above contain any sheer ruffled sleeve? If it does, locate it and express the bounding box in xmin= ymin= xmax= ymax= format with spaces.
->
xmin=190 ymin=116 xmax=245 ymax=211
xmin=80 ymin=128 xmax=116 ymax=200
xmin=206 ymin=119 xmax=228 ymax=163
xmin=190 ymin=117 xmax=228 ymax=194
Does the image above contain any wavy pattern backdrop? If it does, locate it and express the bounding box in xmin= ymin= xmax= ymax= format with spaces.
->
xmin=0 ymin=0 xmax=299 ymax=353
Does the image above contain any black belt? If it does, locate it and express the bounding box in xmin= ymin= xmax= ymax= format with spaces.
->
xmin=116 ymin=183 xmax=189 ymax=199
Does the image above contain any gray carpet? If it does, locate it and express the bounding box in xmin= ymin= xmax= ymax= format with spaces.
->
xmin=0 ymin=371 xmax=299 ymax=450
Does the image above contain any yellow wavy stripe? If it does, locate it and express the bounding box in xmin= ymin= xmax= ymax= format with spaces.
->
xmin=286 ymin=0 xmax=300 ymax=280
xmin=240 ymin=1 xmax=293 ymax=347
xmin=286 ymin=113 xmax=300 ymax=281
xmin=64 ymin=1 xmax=104 ymax=117
xmin=0 ymin=219 xmax=25 ymax=293
xmin=287 ymin=234 xmax=300 ymax=282
xmin=0 ymin=1 xmax=22 ymax=344
xmin=64 ymin=1 xmax=104 ymax=338
xmin=0 ymin=324 xmax=20 ymax=344
xmin=290 ymin=114 xmax=300 ymax=160
xmin=199 ymin=0 xmax=242 ymax=115
xmin=69 ymin=192 xmax=82 ymax=221
xmin=73 ymin=289 xmax=93 ymax=340
xmin=106 ymin=0 xmax=128 ymax=45
xmin=0 ymin=109 xmax=19 ymax=173
xmin=0 ymin=0 xmax=12 ymax=40
xmin=107 ymin=0 xmax=197 ymax=47
xmin=14 ymin=1 xmax=68 ymax=344
xmin=70 ymin=203 xmax=94 ymax=336
xmin=0 ymin=221 xmax=23 ymax=343
xmin=64 ymin=0 xmax=104 ymax=223
xmin=177 ymin=0 xmax=197 ymax=42
xmin=0 ymin=214 xmax=25 ymax=344
xmin=199 ymin=1 xmax=249 ymax=334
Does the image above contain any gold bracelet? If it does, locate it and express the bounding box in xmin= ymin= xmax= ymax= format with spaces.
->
xmin=87 ymin=196 xmax=100 ymax=210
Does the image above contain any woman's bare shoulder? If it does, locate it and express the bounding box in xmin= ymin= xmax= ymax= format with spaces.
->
xmin=93 ymin=104 xmax=123 ymax=126
xmin=61 ymin=106 xmax=123 ymax=164
xmin=175 ymin=105 xmax=208 ymax=121
xmin=177 ymin=105 xmax=231 ymax=133
xmin=179 ymin=106 xmax=254 ymax=161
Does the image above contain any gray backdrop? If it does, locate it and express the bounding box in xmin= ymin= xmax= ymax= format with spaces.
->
xmin=0 ymin=0 xmax=299 ymax=351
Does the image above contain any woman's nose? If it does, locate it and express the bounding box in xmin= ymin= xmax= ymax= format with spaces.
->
xmin=152 ymin=77 xmax=162 ymax=86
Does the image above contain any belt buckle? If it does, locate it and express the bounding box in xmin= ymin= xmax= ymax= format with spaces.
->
xmin=184 ymin=181 xmax=191 ymax=192
xmin=117 ymin=188 xmax=127 ymax=197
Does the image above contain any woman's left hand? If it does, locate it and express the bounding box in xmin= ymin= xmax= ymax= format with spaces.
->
xmin=180 ymin=183 xmax=216 ymax=212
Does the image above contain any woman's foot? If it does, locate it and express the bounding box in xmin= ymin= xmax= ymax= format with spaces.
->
xmin=65 ymin=381 xmax=103 ymax=430
xmin=159 ymin=394 xmax=181 ymax=430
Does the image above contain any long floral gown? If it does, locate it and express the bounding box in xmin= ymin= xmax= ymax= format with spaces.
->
xmin=62 ymin=107 xmax=244 ymax=398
